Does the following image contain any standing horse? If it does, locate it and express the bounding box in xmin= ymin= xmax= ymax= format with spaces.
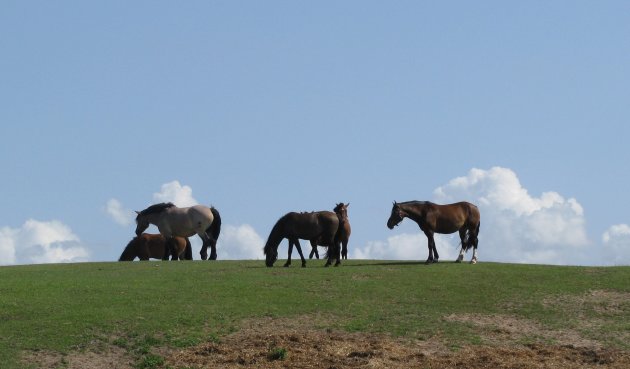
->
xmin=119 ymin=233 xmax=192 ymax=261
xmin=264 ymin=211 xmax=340 ymax=267
xmin=135 ymin=203 xmax=222 ymax=260
xmin=309 ymin=203 xmax=351 ymax=260
xmin=387 ymin=201 xmax=480 ymax=264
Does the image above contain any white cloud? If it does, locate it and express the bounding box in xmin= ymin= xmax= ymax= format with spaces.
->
xmin=153 ymin=181 xmax=198 ymax=207
xmin=217 ymin=224 xmax=265 ymax=260
xmin=432 ymin=167 xmax=589 ymax=265
xmin=352 ymin=233 xmax=458 ymax=261
xmin=601 ymin=224 xmax=630 ymax=265
xmin=357 ymin=167 xmax=592 ymax=265
xmin=0 ymin=219 xmax=89 ymax=265
xmin=105 ymin=198 xmax=134 ymax=226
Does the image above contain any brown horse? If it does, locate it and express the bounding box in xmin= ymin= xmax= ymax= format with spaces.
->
xmin=309 ymin=203 xmax=351 ymax=260
xmin=387 ymin=201 xmax=480 ymax=264
xmin=264 ymin=211 xmax=340 ymax=267
xmin=119 ymin=233 xmax=192 ymax=261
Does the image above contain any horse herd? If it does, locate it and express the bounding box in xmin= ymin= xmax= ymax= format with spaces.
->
xmin=119 ymin=200 xmax=481 ymax=266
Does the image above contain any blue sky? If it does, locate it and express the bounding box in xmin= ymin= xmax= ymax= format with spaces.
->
xmin=1 ymin=1 xmax=629 ymax=266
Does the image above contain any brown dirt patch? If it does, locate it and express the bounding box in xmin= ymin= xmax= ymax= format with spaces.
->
xmin=22 ymin=314 xmax=630 ymax=369
xmin=167 ymin=316 xmax=630 ymax=369
xmin=23 ymin=345 xmax=132 ymax=369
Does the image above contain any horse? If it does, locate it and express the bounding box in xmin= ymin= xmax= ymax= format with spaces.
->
xmin=387 ymin=201 xmax=480 ymax=264
xmin=135 ymin=202 xmax=222 ymax=261
xmin=264 ymin=211 xmax=340 ymax=267
xmin=309 ymin=203 xmax=351 ymax=260
xmin=119 ymin=233 xmax=192 ymax=261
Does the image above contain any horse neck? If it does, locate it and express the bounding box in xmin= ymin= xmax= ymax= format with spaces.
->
xmin=401 ymin=203 xmax=426 ymax=224
xmin=264 ymin=219 xmax=285 ymax=255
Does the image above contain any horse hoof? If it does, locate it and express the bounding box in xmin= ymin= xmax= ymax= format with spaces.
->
xmin=301 ymin=263 xmax=306 ymax=268
xmin=334 ymin=262 xmax=341 ymax=267
xmin=425 ymin=260 xmax=432 ymax=265
xmin=470 ymin=259 xmax=477 ymax=264
xmin=433 ymin=259 xmax=439 ymax=263
xmin=283 ymin=263 xmax=290 ymax=268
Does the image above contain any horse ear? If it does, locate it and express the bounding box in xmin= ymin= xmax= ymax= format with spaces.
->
xmin=135 ymin=211 xmax=140 ymax=215
xmin=346 ymin=203 xmax=350 ymax=207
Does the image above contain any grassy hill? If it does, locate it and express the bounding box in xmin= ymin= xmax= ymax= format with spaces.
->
xmin=1 ymin=260 xmax=628 ymax=368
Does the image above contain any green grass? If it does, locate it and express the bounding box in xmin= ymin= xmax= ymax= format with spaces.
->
xmin=0 ymin=260 xmax=628 ymax=368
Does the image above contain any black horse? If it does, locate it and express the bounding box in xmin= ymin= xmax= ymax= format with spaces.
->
xmin=387 ymin=201 xmax=480 ymax=264
xmin=264 ymin=211 xmax=340 ymax=267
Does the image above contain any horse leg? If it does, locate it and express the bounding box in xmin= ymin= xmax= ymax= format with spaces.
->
xmin=169 ymin=238 xmax=180 ymax=261
xmin=456 ymin=229 xmax=466 ymax=263
xmin=424 ymin=230 xmax=436 ymax=264
xmin=294 ymin=239 xmax=307 ymax=268
xmin=309 ymin=240 xmax=319 ymax=259
xmin=284 ymin=239 xmax=294 ymax=267
xmin=470 ymin=226 xmax=479 ymax=264
xmin=432 ymin=236 xmax=439 ymax=263
xmin=209 ymin=238 xmax=218 ymax=260
xmin=341 ymin=239 xmax=348 ymax=260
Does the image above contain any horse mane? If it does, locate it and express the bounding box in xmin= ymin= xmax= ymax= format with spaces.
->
xmin=263 ymin=215 xmax=286 ymax=256
xmin=136 ymin=202 xmax=175 ymax=220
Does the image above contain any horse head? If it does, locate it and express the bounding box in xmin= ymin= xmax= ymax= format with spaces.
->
xmin=334 ymin=202 xmax=349 ymax=220
xmin=135 ymin=211 xmax=150 ymax=236
xmin=264 ymin=248 xmax=278 ymax=267
xmin=387 ymin=201 xmax=404 ymax=229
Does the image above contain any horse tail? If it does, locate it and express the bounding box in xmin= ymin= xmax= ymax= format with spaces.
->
xmin=263 ymin=217 xmax=285 ymax=256
xmin=462 ymin=221 xmax=480 ymax=252
xmin=207 ymin=207 xmax=222 ymax=242
xmin=184 ymin=238 xmax=193 ymax=260
xmin=119 ymin=238 xmax=137 ymax=261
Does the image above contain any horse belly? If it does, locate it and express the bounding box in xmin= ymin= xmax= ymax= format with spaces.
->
xmin=435 ymin=219 xmax=463 ymax=234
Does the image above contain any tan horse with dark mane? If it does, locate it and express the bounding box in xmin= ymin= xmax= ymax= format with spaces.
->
xmin=135 ymin=202 xmax=221 ymax=260
xmin=387 ymin=201 xmax=480 ymax=264
xmin=119 ymin=233 xmax=192 ymax=261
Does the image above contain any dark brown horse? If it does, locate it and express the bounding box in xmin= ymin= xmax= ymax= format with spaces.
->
xmin=387 ymin=201 xmax=480 ymax=264
xmin=264 ymin=211 xmax=340 ymax=267
xmin=309 ymin=203 xmax=351 ymax=260
xmin=119 ymin=233 xmax=192 ymax=261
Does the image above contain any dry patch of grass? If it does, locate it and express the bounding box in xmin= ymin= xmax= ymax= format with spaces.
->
xmin=22 ymin=314 xmax=630 ymax=369
xmin=24 ymin=345 xmax=132 ymax=369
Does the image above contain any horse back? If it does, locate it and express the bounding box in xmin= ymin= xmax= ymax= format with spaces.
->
xmin=164 ymin=205 xmax=214 ymax=237
xmin=283 ymin=211 xmax=339 ymax=240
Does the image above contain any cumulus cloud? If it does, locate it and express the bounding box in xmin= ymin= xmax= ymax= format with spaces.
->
xmin=433 ymin=167 xmax=589 ymax=264
xmin=352 ymin=233 xmax=459 ymax=261
xmin=601 ymin=224 xmax=630 ymax=265
xmin=217 ymin=224 xmax=265 ymax=260
xmin=153 ymin=181 xmax=198 ymax=207
xmin=0 ymin=219 xmax=89 ymax=265
xmin=356 ymin=167 xmax=591 ymax=265
xmin=105 ymin=198 xmax=134 ymax=226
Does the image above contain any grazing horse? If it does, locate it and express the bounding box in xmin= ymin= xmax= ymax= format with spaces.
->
xmin=119 ymin=233 xmax=192 ymax=261
xmin=264 ymin=211 xmax=340 ymax=267
xmin=135 ymin=203 xmax=222 ymax=260
xmin=387 ymin=201 xmax=480 ymax=264
xmin=309 ymin=203 xmax=351 ymax=260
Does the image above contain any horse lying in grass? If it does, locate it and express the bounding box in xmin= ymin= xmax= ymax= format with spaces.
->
xmin=119 ymin=233 xmax=192 ymax=261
